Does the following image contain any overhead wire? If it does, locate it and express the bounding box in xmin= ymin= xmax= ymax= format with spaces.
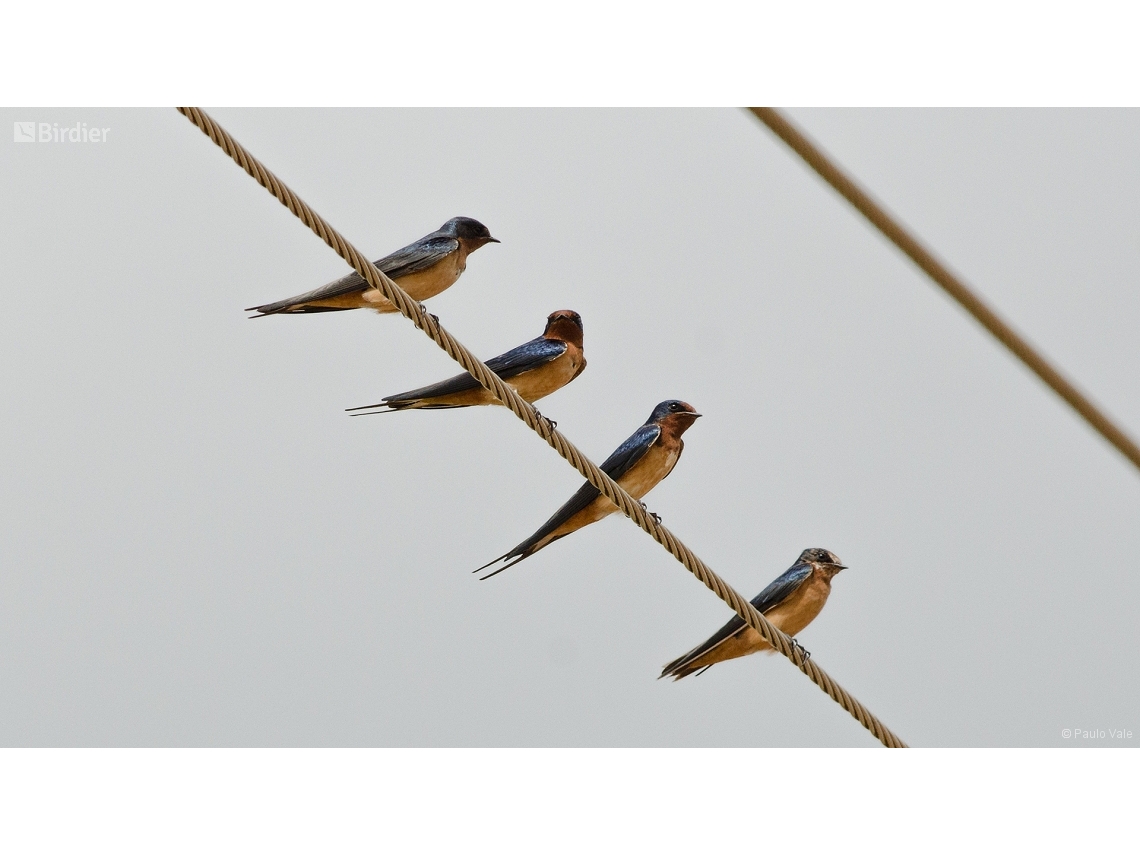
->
xmin=748 ymin=107 xmax=1140 ymax=475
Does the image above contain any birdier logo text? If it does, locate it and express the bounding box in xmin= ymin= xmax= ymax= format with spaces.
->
xmin=14 ymin=122 xmax=110 ymax=143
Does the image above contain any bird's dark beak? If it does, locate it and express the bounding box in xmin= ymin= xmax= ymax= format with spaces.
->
xmin=691 ymin=412 xmax=703 ymax=418
xmin=487 ymin=237 xmax=501 ymax=243
xmin=834 ymin=564 xmax=848 ymax=570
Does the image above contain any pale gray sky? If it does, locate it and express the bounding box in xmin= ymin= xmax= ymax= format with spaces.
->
xmin=2 ymin=109 xmax=1137 ymax=746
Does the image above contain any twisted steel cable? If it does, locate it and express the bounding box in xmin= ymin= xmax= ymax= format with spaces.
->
xmin=749 ymin=107 xmax=1140 ymax=475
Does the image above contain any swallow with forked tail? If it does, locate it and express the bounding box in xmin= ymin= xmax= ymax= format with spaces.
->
xmin=246 ymin=217 xmax=498 ymax=316
xmin=346 ymin=310 xmax=585 ymax=414
xmin=475 ymin=400 xmax=701 ymax=579
xmin=660 ymin=548 xmax=847 ymax=680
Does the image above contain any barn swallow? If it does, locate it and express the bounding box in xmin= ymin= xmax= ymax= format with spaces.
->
xmin=475 ymin=400 xmax=701 ymax=579
xmin=345 ymin=310 xmax=586 ymax=414
xmin=246 ymin=217 xmax=498 ymax=316
xmin=660 ymin=548 xmax=846 ymax=680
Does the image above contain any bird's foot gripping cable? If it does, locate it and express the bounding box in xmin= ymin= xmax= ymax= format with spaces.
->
xmin=790 ymin=638 xmax=811 ymax=664
xmin=532 ymin=409 xmax=557 ymax=431
xmin=639 ymin=501 xmax=662 ymax=525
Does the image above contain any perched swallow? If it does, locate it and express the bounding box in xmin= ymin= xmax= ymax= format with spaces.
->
xmin=660 ymin=548 xmax=847 ymax=680
xmin=475 ymin=400 xmax=701 ymax=579
xmin=246 ymin=217 xmax=498 ymax=316
xmin=346 ymin=310 xmax=586 ymax=415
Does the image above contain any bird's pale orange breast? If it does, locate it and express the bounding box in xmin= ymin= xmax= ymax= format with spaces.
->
xmin=510 ymin=349 xmax=583 ymax=403
xmin=619 ymin=441 xmax=680 ymax=500
xmin=763 ymin=571 xmax=834 ymax=639
xmin=361 ymin=249 xmax=465 ymax=310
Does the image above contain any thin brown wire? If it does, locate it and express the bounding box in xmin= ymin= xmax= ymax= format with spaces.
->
xmin=749 ymin=107 xmax=1140 ymax=475
xmin=177 ymin=107 xmax=908 ymax=748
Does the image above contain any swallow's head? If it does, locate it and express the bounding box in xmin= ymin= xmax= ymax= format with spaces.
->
xmin=443 ymin=217 xmax=500 ymax=249
xmin=649 ymin=400 xmax=702 ymax=435
xmin=543 ymin=310 xmax=584 ymax=347
xmin=798 ymin=548 xmax=846 ymax=575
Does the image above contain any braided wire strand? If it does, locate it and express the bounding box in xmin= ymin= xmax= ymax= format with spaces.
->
xmin=177 ymin=107 xmax=908 ymax=748
xmin=748 ymin=107 xmax=1140 ymax=474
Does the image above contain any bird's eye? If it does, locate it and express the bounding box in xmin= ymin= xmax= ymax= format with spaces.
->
xmin=670 ymin=402 xmax=681 ymax=411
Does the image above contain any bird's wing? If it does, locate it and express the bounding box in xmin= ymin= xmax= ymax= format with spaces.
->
xmin=484 ymin=338 xmax=569 ymax=379
xmin=375 ymin=234 xmax=461 ymax=279
xmin=507 ymin=423 xmax=662 ymax=556
xmin=247 ymin=235 xmax=459 ymax=313
xmin=659 ymin=563 xmax=814 ymax=678
xmin=749 ymin=562 xmax=814 ymax=614
xmin=379 ymin=339 xmax=568 ymax=404
xmin=598 ymin=423 xmax=664 ymax=480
